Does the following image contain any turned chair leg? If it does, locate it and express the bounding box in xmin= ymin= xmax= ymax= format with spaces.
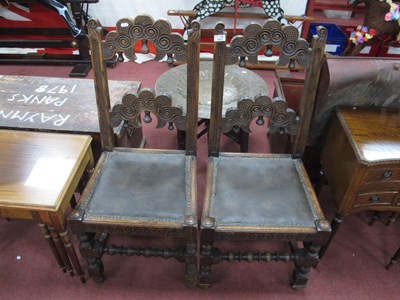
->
xmin=78 ymin=232 xmax=106 ymax=282
xmin=199 ymin=228 xmax=214 ymax=289
xmin=292 ymin=242 xmax=320 ymax=289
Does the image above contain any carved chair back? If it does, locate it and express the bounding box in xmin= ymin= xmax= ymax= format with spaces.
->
xmin=87 ymin=15 xmax=201 ymax=155
xmin=208 ymin=20 xmax=327 ymax=157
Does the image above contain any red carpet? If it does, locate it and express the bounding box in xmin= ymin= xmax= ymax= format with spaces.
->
xmin=0 ymin=62 xmax=399 ymax=299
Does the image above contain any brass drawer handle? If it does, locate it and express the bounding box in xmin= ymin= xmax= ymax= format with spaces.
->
xmin=370 ymin=195 xmax=380 ymax=204
xmin=382 ymin=170 xmax=392 ymax=180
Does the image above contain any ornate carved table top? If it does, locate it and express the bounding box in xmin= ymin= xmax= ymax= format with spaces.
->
xmin=155 ymin=61 xmax=268 ymax=119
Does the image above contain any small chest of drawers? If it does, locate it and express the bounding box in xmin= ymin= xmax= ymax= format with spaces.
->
xmin=319 ymin=106 xmax=400 ymax=257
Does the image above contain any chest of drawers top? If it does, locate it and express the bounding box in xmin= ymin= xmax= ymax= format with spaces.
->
xmin=337 ymin=107 xmax=400 ymax=165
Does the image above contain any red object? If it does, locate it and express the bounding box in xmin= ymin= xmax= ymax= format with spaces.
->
xmin=0 ymin=3 xmax=67 ymax=28
xmin=239 ymin=0 xmax=263 ymax=6
xmin=234 ymin=0 xmax=263 ymax=33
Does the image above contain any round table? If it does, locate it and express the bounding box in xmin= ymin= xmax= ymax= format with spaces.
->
xmin=155 ymin=61 xmax=268 ymax=119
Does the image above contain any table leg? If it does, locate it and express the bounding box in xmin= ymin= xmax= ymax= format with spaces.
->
xmin=386 ymin=247 xmax=400 ymax=270
xmin=48 ymin=226 xmax=74 ymax=276
xmin=59 ymin=229 xmax=86 ymax=283
xmin=386 ymin=212 xmax=399 ymax=226
xmin=39 ymin=224 xmax=66 ymax=273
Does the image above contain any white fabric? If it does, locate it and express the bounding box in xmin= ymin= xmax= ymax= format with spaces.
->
xmin=89 ymin=0 xmax=307 ymax=28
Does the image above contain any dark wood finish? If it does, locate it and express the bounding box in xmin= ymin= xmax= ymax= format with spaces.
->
xmin=0 ymin=75 xmax=143 ymax=160
xmin=199 ymin=21 xmax=330 ymax=290
xmin=168 ymin=10 xmax=313 ymax=70
xmin=0 ymin=129 xmax=94 ymax=282
xmin=319 ymin=107 xmax=400 ymax=258
xmin=68 ymin=15 xmax=201 ymax=287
xmin=208 ymin=23 xmax=227 ymax=158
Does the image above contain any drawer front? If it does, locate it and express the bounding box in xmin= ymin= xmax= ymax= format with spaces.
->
xmin=353 ymin=191 xmax=399 ymax=208
xmin=364 ymin=168 xmax=400 ymax=183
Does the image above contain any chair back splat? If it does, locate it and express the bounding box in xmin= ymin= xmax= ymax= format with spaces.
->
xmin=69 ymin=14 xmax=200 ymax=288
xmin=209 ymin=20 xmax=328 ymax=158
xmin=199 ymin=20 xmax=331 ymax=290
xmin=88 ymin=16 xmax=200 ymax=155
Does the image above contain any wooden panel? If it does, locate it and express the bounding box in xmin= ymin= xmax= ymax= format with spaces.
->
xmin=353 ymin=191 xmax=398 ymax=208
xmin=321 ymin=113 xmax=360 ymax=211
xmin=363 ymin=167 xmax=400 ymax=183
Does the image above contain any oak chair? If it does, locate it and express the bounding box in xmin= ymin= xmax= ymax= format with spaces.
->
xmin=68 ymin=15 xmax=200 ymax=287
xmin=199 ymin=21 xmax=331 ymax=289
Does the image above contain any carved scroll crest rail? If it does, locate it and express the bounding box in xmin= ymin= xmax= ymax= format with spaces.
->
xmin=87 ymin=15 xmax=201 ymax=63
xmin=222 ymin=95 xmax=298 ymax=135
xmin=109 ymin=89 xmax=185 ymax=135
xmin=215 ymin=21 xmax=328 ymax=136
xmin=218 ymin=20 xmax=312 ymax=68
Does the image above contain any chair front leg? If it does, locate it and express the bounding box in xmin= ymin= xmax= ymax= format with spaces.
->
xmin=292 ymin=242 xmax=320 ymax=289
xmin=293 ymin=219 xmax=331 ymax=288
xmin=183 ymin=225 xmax=198 ymax=288
xmin=78 ymin=232 xmax=106 ymax=283
xmin=199 ymin=218 xmax=216 ymax=289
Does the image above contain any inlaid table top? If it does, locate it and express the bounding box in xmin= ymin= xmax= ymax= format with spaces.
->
xmin=0 ymin=129 xmax=92 ymax=212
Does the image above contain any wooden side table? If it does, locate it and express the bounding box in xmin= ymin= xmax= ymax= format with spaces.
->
xmin=0 ymin=129 xmax=94 ymax=282
xmin=319 ymin=106 xmax=400 ymax=258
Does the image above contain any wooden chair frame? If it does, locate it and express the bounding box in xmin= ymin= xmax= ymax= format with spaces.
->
xmin=68 ymin=15 xmax=201 ymax=287
xmin=199 ymin=20 xmax=331 ymax=289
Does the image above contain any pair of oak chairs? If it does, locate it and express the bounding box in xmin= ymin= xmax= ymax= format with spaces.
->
xmin=68 ymin=14 xmax=331 ymax=289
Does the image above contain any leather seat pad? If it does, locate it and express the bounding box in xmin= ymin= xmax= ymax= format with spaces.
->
xmin=208 ymin=154 xmax=319 ymax=229
xmin=82 ymin=150 xmax=194 ymax=225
